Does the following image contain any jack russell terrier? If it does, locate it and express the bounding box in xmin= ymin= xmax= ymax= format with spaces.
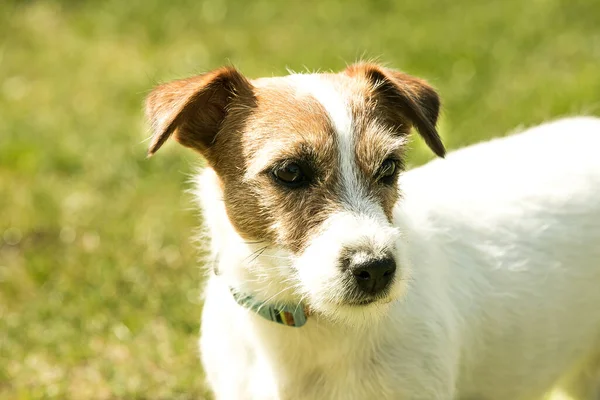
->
xmin=145 ymin=63 xmax=600 ymax=399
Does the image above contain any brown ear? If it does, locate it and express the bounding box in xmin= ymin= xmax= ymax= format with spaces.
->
xmin=345 ymin=63 xmax=445 ymax=157
xmin=145 ymin=66 xmax=254 ymax=156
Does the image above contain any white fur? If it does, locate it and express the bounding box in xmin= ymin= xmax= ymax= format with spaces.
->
xmin=284 ymin=74 xmax=403 ymax=323
xmin=199 ymin=116 xmax=600 ymax=399
xmin=287 ymin=74 xmax=352 ymax=135
xmin=294 ymin=210 xmax=403 ymax=325
xmin=287 ymin=74 xmax=373 ymax=210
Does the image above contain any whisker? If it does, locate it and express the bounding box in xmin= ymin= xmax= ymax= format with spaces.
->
xmin=242 ymin=240 xmax=267 ymax=245
xmin=293 ymin=293 xmax=309 ymax=315
xmin=255 ymin=254 xmax=292 ymax=261
xmin=247 ymin=247 xmax=269 ymax=265
xmin=255 ymin=286 xmax=293 ymax=314
xmin=243 ymin=245 xmax=268 ymax=263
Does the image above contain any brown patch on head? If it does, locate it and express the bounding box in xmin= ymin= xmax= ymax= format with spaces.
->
xmin=211 ymin=81 xmax=343 ymax=251
xmin=336 ymin=63 xmax=444 ymax=219
xmin=145 ymin=64 xmax=444 ymax=253
xmin=145 ymin=70 xmax=344 ymax=251
xmin=354 ymin=120 xmax=407 ymax=221
xmin=345 ymin=62 xmax=444 ymax=158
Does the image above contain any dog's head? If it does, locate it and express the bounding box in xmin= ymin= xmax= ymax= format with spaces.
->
xmin=146 ymin=63 xmax=443 ymax=325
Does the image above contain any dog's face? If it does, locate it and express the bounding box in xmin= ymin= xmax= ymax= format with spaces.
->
xmin=146 ymin=63 xmax=444 ymax=324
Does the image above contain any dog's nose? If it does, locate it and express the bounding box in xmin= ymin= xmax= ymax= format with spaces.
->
xmin=349 ymin=257 xmax=396 ymax=295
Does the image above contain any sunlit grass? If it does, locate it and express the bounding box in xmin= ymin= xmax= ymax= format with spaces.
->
xmin=1 ymin=0 xmax=598 ymax=398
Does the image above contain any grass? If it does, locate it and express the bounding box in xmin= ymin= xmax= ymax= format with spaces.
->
xmin=0 ymin=0 xmax=598 ymax=398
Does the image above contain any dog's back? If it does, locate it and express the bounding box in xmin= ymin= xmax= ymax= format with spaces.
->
xmin=397 ymin=117 xmax=600 ymax=399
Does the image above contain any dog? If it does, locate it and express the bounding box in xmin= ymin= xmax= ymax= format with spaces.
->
xmin=145 ymin=63 xmax=600 ymax=399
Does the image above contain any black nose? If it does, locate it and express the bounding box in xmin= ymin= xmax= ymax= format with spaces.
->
xmin=349 ymin=257 xmax=396 ymax=295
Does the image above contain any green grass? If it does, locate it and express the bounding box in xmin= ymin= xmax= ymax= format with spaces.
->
xmin=1 ymin=0 xmax=598 ymax=398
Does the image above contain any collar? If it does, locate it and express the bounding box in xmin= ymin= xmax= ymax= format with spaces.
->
xmin=213 ymin=251 xmax=309 ymax=327
xmin=231 ymin=289 xmax=309 ymax=328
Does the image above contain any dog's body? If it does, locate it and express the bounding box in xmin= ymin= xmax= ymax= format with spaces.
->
xmin=199 ymin=117 xmax=600 ymax=400
xmin=145 ymin=65 xmax=600 ymax=399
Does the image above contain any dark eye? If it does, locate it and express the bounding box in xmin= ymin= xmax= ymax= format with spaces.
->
xmin=376 ymin=159 xmax=398 ymax=184
xmin=273 ymin=162 xmax=307 ymax=188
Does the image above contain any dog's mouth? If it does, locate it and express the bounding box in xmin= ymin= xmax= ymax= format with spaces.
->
xmin=340 ymin=283 xmax=395 ymax=307
xmin=344 ymin=295 xmax=390 ymax=307
xmin=347 ymin=298 xmax=377 ymax=306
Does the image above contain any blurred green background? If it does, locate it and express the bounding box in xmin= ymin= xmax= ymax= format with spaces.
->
xmin=0 ymin=0 xmax=598 ymax=399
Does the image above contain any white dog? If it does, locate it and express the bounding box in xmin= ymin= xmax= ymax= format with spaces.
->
xmin=145 ymin=63 xmax=600 ymax=399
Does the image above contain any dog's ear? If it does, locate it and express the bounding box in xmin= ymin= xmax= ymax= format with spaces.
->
xmin=145 ymin=66 xmax=254 ymax=157
xmin=345 ymin=63 xmax=445 ymax=158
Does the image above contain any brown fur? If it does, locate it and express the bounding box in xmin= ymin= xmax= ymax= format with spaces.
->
xmin=145 ymin=64 xmax=443 ymax=252
xmin=344 ymin=62 xmax=444 ymax=157
xmin=145 ymin=66 xmax=255 ymax=157
xmin=215 ymin=82 xmax=340 ymax=251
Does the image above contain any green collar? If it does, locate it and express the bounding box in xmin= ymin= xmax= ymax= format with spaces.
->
xmin=231 ymin=289 xmax=309 ymax=328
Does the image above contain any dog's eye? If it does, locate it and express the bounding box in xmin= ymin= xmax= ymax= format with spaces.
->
xmin=376 ymin=159 xmax=398 ymax=184
xmin=273 ymin=162 xmax=307 ymax=188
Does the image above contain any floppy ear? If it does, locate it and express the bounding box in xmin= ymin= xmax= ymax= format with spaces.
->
xmin=145 ymin=66 xmax=254 ymax=157
xmin=345 ymin=63 xmax=445 ymax=157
